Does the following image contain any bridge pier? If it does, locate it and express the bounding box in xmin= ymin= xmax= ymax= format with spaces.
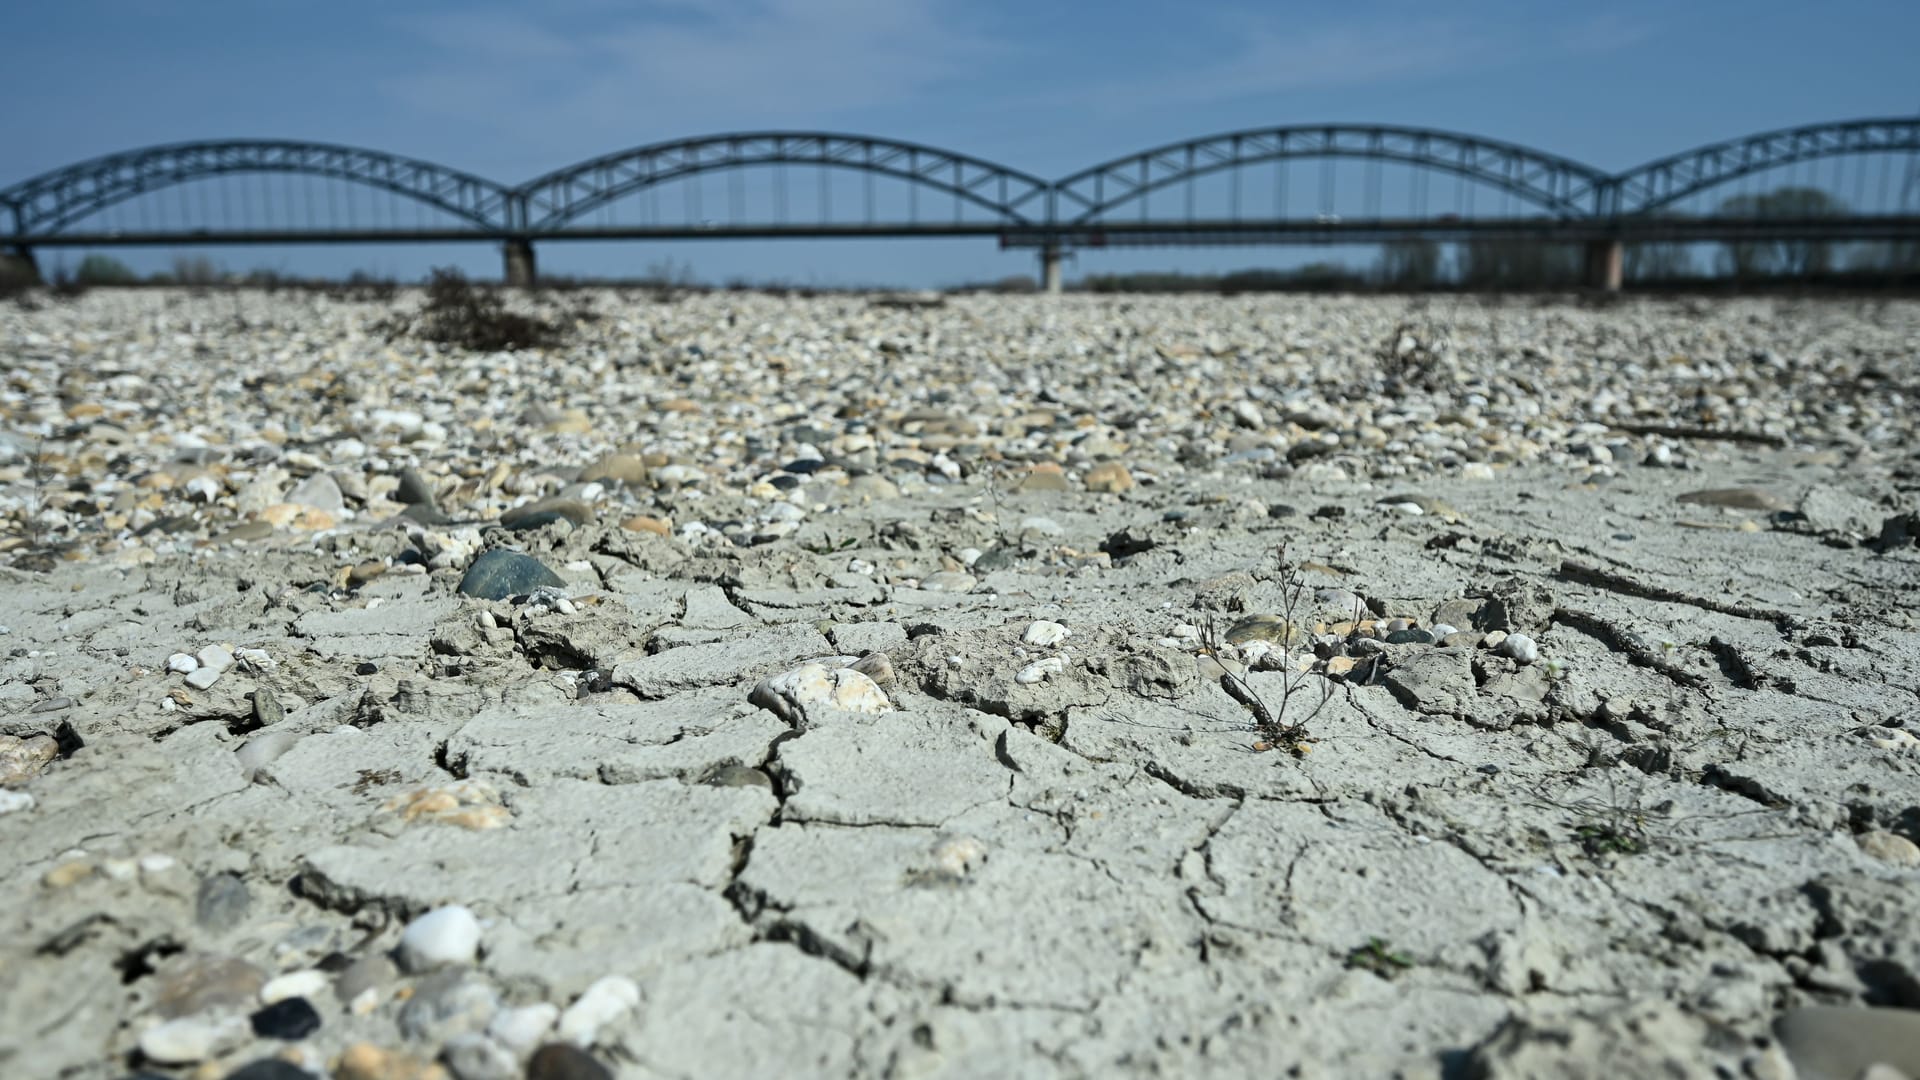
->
xmin=1039 ymin=243 xmax=1063 ymax=295
xmin=502 ymin=239 xmax=537 ymax=287
xmin=1 ymin=245 xmax=40 ymax=285
xmin=1584 ymin=238 xmax=1623 ymax=292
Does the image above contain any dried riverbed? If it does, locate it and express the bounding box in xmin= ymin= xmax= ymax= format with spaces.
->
xmin=2 ymin=289 xmax=1918 ymax=1078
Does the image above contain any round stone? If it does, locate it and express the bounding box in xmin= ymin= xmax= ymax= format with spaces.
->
xmin=527 ymin=1043 xmax=615 ymax=1080
xmin=395 ymin=905 xmax=481 ymax=972
xmin=249 ymin=996 xmax=321 ymax=1040
xmin=1497 ymin=633 xmax=1540 ymax=664
xmin=457 ymin=551 xmax=565 ymax=601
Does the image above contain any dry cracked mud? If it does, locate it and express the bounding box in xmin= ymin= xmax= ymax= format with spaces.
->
xmin=2 ymin=289 xmax=1918 ymax=1079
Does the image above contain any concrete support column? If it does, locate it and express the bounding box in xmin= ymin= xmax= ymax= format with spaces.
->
xmin=1584 ymin=238 xmax=1623 ymax=292
xmin=1039 ymin=243 xmax=1063 ymax=295
xmin=502 ymin=238 xmax=537 ymax=287
xmin=1 ymin=245 xmax=40 ymax=284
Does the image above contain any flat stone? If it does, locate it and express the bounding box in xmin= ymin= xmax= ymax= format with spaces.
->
xmin=500 ymin=497 xmax=594 ymax=531
xmin=152 ymin=953 xmax=266 ymax=1020
xmin=457 ymin=550 xmax=565 ymax=601
xmin=1776 ymin=1005 xmax=1920 ymax=1080
xmin=1676 ymin=487 xmax=1788 ymax=512
xmin=285 ymin=473 xmax=345 ymax=512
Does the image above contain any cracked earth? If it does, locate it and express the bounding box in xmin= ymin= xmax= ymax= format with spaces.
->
xmin=2 ymin=291 xmax=1919 ymax=1078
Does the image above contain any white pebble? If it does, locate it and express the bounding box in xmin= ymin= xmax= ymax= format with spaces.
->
xmin=137 ymin=853 xmax=177 ymax=874
xmin=233 ymin=647 xmax=275 ymax=670
xmin=396 ymin=904 xmax=482 ymax=972
xmin=1022 ymin=620 xmax=1070 ymax=648
xmin=0 ymin=790 xmax=36 ymax=816
xmin=183 ymin=667 xmax=222 ymax=690
xmin=1430 ymin=624 xmax=1458 ymax=638
xmin=138 ymin=1016 xmax=247 ymax=1064
xmin=261 ymin=969 xmax=330 ymax=1004
xmin=1016 ymin=657 xmax=1066 ymax=685
xmin=196 ymin=645 xmax=235 ymax=673
xmin=558 ymin=975 xmax=640 ymax=1046
xmin=1497 ymin=633 xmax=1539 ymax=664
xmin=166 ymin=653 xmax=199 ymax=674
xmin=488 ymin=1003 xmax=560 ymax=1054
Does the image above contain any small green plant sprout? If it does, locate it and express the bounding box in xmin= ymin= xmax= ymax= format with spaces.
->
xmin=800 ymin=534 xmax=859 ymax=556
xmin=1197 ymin=543 xmax=1333 ymax=756
xmin=1346 ymin=937 xmax=1416 ymax=978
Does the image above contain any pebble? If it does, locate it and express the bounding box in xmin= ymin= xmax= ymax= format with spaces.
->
xmin=250 ymin=996 xmax=322 ymax=1040
xmin=335 ymin=1043 xmax=441 ymax=1080
xmin=1677 ymin=487 xmax=1787 ymax=512
xmin=0 ymin=789 xmax=34 ymax=815
xmin=457 ymin=550 xmax=566 ymax=601
xmin=195 ymin=871 xmax=251 ymax=932
xmin=1016 ymin=656 xmax=1066 ymax=685
xmin=1430 ymin=623 xmax=1458 ymax=638
xmin=261 ymin=969 xmax=330 ymax=1005
xmin=152 ymin=953 xmax=266 ymax=1019
xmin=1384 ymin=628 xmax=1434 ymax=645
xmin=1022 ymin=620 xmax=1070 ymax=647
xmin=1497 ymin=633 xmax=1540 ymax=664
xmin=138 ymin=1015 xmax=249 ymax=1064
xmin=1083 ymin=462 xmax=1135 ymax=493
xmin=487 ymin=1002 xmax=560 ymax=1054
xmin=527 ymin=1043 xmax=615 ymax=1080
xmin=749 ymin=663 xmax=891 ymax=723
xmin=1225 ymin=615 xmax=1305 ymax=647
xmin=1855 ymin=830 xmax=1920 ymax=866
xmin=166 ymin=652 xmax=200 ymax=674
xmin=0 ymin=733 xmax=58 ymax=785
xmin=333 ymin=952 xmax=398 ymax=1006
xmin=398 ymin=971 xmax=499 ymax=1042
xmin=500 ymin=497 xmax=594 ymax=531
xmin=557 ymin=975 xmax=640 ymax=1046
xmin=442 ymin=1033 xmax=519 ymax=1080
xmin=918 ymin=570 xmax=977 ymax=593
xmin=223 ymin=1059 xmax=317 ymax=1080
xmin=395 ymin=905 xmax=482 ymax=973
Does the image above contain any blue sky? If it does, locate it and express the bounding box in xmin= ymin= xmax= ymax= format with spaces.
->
xmin=5 ymin=0 xmax=1917 ymax=285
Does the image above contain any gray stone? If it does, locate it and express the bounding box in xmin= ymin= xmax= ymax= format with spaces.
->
xmin=398 ymin=971 xmax=499 ymax=1043
xmin=194 ymin=872 xmax=250 ymax=933
xmin=442 ymin=1033 xmax=520 ymax=1080
xmin=457 ymin=550 xmax=566 ymax=601
xmin=284 ymin=473 xmax=345 ymax=512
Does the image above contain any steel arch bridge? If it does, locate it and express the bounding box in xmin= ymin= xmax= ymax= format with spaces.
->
xmin=1051 ymin=125 xmax=1611 ymax=224
xmin=518 ymin=132 xmax=1054 ymax=231
xmin=1 ymin=139 xmax=515 ymax=236
xmin=4 ymin=117 xmax=1919 ymax=290
xmin=1607 ymin=117 xmax=1920 ymax=215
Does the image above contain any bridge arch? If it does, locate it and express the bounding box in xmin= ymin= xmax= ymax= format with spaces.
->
xmin=1608 ymin=117 xmax=1920 ymax=215
xmin=516 ymin=132 xmax=1054 ymax=229
xmin=0 ymin=140 xmax=515 ymax=235
xmin=1052 ymin=124 xmax=1611 ymax=224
